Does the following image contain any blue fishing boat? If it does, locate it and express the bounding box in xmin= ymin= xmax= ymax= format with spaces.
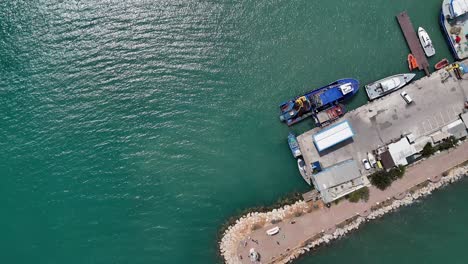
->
xmin=279 ymin=78 xmax=359 ymax=126
xmin=287 ymin=132 xmax=302 ymax=158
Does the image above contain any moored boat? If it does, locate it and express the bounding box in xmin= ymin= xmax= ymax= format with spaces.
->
xmin=418 ymin=27 xmax=435 ymax=57
xmin=279 ymin=78 xmax=359 ymax=126
xmin=440 ymin=0 xmax=468 ymax=60
xmin=313 ymin=104 xmax=345 ymax=127
xmin=365 ymin=73 xmax=416 ymax=101
xmin=266 ymin=226 xmax=280 ymax=236
xmin=407 ymin=54 xmax=419 ymax=71
xmin=287 ymin=132 xmax=302 ymax=158
xmin=435 ymin=58 xmax=449 ymax=70
xmin=297 ymin=158 xmax=311 ymax=185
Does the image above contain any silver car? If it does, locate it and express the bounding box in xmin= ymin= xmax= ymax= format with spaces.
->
xmin=400 ymin=91 xmax=413 ymax=104
xmin=362 ymin=159 xmax=371 ymax=170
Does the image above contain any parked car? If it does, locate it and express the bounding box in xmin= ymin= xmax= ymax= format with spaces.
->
xmin=362 ymin=159 xmax=371 ymax=170
xmin=400 ymin=91 xmax=413 ymax=104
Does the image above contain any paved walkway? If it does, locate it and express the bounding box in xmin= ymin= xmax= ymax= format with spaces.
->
xmin=237 ymin=142 xmax=468 ymax=263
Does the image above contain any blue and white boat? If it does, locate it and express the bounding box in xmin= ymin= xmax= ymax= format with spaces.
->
xmin=279 ymin=78 xmax=359 ymax=126
xmin=287 ymin=132 xmax=302 ymax=158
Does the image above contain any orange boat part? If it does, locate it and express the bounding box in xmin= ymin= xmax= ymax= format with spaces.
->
xmin=407 ymin=54 xmax=419 ymax=71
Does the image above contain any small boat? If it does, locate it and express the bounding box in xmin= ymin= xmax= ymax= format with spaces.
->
xmin=435 ymin=58 xmax=449 ymax=70
xmin=287 ymin=132 xmax=302 ymax=158
xmin=367 ymin=152 xmax=376 ymax=168
xmin=279 ymin=78 xmax=359 ymax=126
xmin=297 ymin=158 xmax=311 ymax=185
xmin=418 ymin=27 xmax=436 ymax=57
xmin=407 ymin=54 xmax=419 ymax=71
xmin=266 ymin=226 xmax=280 ymax=236
xmin=365 ymin=73 xmax=416 ymax=101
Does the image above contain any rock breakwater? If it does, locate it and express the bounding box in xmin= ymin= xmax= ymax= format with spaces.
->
xmin=219 ymin=165 xmax=467 ymax=264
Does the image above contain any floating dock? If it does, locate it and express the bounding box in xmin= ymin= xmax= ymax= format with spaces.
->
xmin=396 ymin=11 xmax=430 ymax=76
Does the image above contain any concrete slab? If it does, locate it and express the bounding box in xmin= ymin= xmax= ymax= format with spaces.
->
xmin=298 ymin=61 xmax=468 ymax=175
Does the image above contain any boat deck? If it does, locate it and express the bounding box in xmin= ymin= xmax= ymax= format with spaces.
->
xmin=365 ymin=85 xmax=387 ymax=100
xmin=319 ymin=87 xmax=342 ymax=105
xmin=441 ymin=0 xmax=468 ymax=60
xmin=396 ymin=11 xmax=430 ymax=76
xmin=365 ymin=74 xmax=414 ymax=100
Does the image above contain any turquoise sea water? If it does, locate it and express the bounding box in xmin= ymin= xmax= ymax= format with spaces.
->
xmin=0 ymin=0 xmax=461 ymax=263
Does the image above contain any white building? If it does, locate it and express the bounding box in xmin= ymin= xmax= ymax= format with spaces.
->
xmin=311 ymin=159 xmax=366 ymax=204
xmin=387 ymin=137 xmax=417 ymax=166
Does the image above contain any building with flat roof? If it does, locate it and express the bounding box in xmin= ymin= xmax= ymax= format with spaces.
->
xmin=461 ymin=112 xmax=468 ymax=128
xmin=388 ymin=137 xmax=417 ymax=166
xmin=312 ymin=120 xmax=354 ymax=152
xmin=444 ymin=119 xmax=468 ymax=139
xmin=380 ymin=150 xmax=396 ymax=170
xmin=311 ymin=159 xmax=365 ymax=203
xmin=413 ymin=136 xmax=433 ymax=153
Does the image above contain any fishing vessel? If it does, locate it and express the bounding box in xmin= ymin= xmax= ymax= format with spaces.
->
xmin=297 ymin=158 xmax=311 ymax=185
xmin=365 ymin=73 xmax=416 ymax=101
xmin=287 ymin=132 xmax=302 ymax=158
xmin=435 ymin=58 xmax=449 ymax=70
xmin=279 ymin=78 xmax=359 ymax=126
xmin=440 ymin=0 xmax=468 ymax=60
xmin=418 ymin=27 xmax=435 ymax=57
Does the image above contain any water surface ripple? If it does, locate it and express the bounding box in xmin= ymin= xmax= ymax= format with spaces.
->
xmin=0 ymin=1 xmax=458 ymax=264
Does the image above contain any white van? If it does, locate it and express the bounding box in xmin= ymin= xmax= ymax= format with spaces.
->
xmin=400 ymin=91 xmax=413 ymax=104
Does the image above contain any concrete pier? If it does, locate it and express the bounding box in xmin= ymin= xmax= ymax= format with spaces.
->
xmin=298 ymin=59 xmax=468 ymax=179
xmin=220 ymin=63 xmax=468 ymax=264
xmin=397 ymin=11 xmax=430 ymax=76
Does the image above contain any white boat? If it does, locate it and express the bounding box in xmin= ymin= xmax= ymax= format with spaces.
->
xmin=418 ymin=27 xmax=435 ymax=57
xmin=297 ymin=158 xmax=311 ymax=185
xmin=365 ymin=73 xmax=416 ymax=100
xmin=266 ymin=226 xmax=280 ymax=236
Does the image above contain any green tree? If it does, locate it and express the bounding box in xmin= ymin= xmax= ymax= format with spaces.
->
xmin=348 ymin=187 xmax=370 ymax=203
xmin=421 ymin=142 xmax=435 ymax=157
xmin=370 ymin=170 xmax=393 ymax=190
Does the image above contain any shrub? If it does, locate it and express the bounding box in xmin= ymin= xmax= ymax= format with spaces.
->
xmin=348 ymin=187 xmax=369 ymax=203
xmin=370 ymin=165 xmax=407 ymax=190
xmin=359 ymin=187 xmax=370 ymax=202
xmin=334 ymin=197 xmax=344 ymax=205
xmin=421 ymin=142 xmax=435 ymax=157
xmin=370 ymin=170 xmax=393 ymax=190
xmin=438 ymin=136 xmax=458 ymax=151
